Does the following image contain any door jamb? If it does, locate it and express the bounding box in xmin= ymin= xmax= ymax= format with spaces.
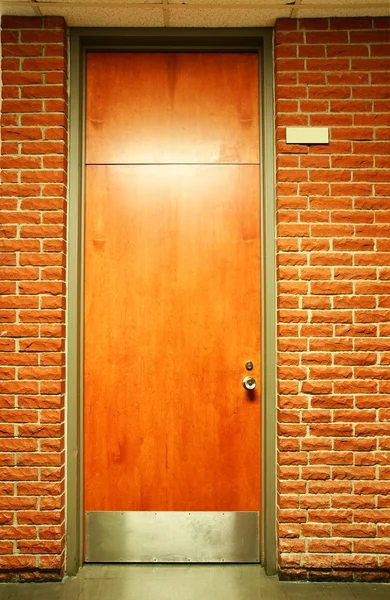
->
xmin=67 ymin=27 xmax=277 ymax=576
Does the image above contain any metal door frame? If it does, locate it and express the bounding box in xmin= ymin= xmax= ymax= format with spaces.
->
xmin=67 ymin=27 xmax=277 ymax=576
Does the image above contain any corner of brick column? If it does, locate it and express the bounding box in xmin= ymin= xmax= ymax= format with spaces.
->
xmin=0 ymin=13 xmax=68 ymax=582
xmin=275 ymin=15 xmax=390 ymax=583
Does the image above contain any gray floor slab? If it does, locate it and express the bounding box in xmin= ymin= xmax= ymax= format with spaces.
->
xmin=0 ymin=565 xmax=389 ymax=600
xmin=349 ymin=583 xmax=390 ymax=600
xmin=79 ymin=565 xmax=265 ymax=600
xmin=280 ymin=581 xmax=357 ymax=600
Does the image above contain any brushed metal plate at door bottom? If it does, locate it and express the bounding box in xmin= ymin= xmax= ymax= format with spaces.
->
xmin=85 ymin=511 xmax=260 ymax=563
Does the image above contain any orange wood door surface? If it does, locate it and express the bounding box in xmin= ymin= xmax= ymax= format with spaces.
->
xmin=84 ymin=53 xmax=261 ymax=513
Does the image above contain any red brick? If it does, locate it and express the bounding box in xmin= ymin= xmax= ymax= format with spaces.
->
xmin=372 ymin=45 xmax=390 ymax=57
xmin=354 ymin=141 xmax=390 ymax=155
xmin=332 ymin=127 xmax=373 ymax=141
xmin=331 ymin=155 xmax=373 ymax=168
xmin=306 ymin=32 xmax=348 ymax=44
xmin=309 ymin=509 xmax=353 ymax=523
xmin=328 ymin=72 xmax=369 ymax=85
xmin=327 ymin=44 xmax=369 ymax=57
xmin=334 ymin=438 xmax=376 ymax=451
xmin=22 ymin=85 xmax=64 ymax=99
xmin=1 ymin=14 xmax=67 ymax=578
xmin=310 ymin=310 xmax=352 ymax=323
xmin=2 ymin=16 xmax=42 ymax=28
xmin=310 ymin=114 xmax=352 ymax=127
xmin=18 ymin=540 xmax=62 ymax=555
xmin=2 ymin=99 xmax=43 ymax=113
xmin=21 ymin=30 xmax=65 ymax=43
xmin=331 ymin=99 xmax=373 ymax=112
xmin=311 ymin=282 xmax=353 ymax=295
xmin=310 ymin=253 xmax=352 ymax=266
xmin=276 ymin=86 xmax=308 ymax=100
xmin=3 ymin=44 xmax=43 ymax=58
xmin=309 ymin=482 xmax=353 ymax=496
xmin=353 ymin=86 xmax=390 ymax=99
xmin=306 ymin=58 xmax=350 ymax=71
xmin=21 ymin=114 xmax=67 ymax=127
xmin=308 ymin=86 xmax=350 ymax=99
xmin=302 ymin=297 xmax=331 ymax=309
xmin=276 ymin=47 xmax=298 ymax=61
xmin=1 ymin=184 xmax=41 ymax=198
xmin=21 ymin=141 xmax=65 ymax=155
xmin=309 ymin=451 xmax=353 ymax=465
xmin=299 ymin=46 xmax=326 ymax=60
xmin=308 ymin=539 xmax=352 ymax=553
xmin=22 ymin=57 xmax=66 ymax=71
xmin=301 ymin=381 xmax=332 ymax=394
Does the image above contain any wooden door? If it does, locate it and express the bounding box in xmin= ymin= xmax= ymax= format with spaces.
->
xmin=84 ymin=53 xmax=261 ymax=562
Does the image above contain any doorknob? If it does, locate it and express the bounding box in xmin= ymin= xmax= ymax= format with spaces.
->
xmin=242 ymin=376 xmax=256 ymax=390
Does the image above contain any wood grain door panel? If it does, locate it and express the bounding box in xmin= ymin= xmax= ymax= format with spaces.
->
xmin=84 ymin=164 xmax=261 ymax=512
xmin=86 ymin=52 xmax=260 ymax=165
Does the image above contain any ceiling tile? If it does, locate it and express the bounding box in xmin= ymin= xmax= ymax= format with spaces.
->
xmin=300 ymin=0 xmax=389 ymax=4
xmin=37 ymin=5 xmax=165 ymax=26
xmin=0 ymin=4 xmax=37 ymax=16
xmin=297 ymin=5 xmax=390 ymax=16
xmin=37 ymin=0 xmax=161 ymax=4
xmin=168 ymin=6 xmax=292 ymax=26
xmin=168 ymin=0 xmax=290 ymax=5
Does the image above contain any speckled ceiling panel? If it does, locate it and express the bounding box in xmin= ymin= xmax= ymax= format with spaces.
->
xmin=168 ymin=7 xmax=292 ymax=26
xmin=300 ymin=0 xmax=389 ymax=5
xmin=0 ymin=4 xmax=37 ymax=16
xmin=297 ymin=5 xmax=390 ymax=15
xmin=3 ymin=0 xmax=388 ymax=28
xmin=37 ymin=4 xmax=165 ymax=26
xmin=168 ymin=0 xmax=291 ymax=5
xmin=37 ymin=0 xmax=161 ymax=4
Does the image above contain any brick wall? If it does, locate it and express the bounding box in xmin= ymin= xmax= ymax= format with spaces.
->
xmin=1 ymin=12 xmax=390 ymax=583
xmin=276 ymin=16 xmax=390 ymax=581
xmin=0 ymin=16 xmax=67 ymax=581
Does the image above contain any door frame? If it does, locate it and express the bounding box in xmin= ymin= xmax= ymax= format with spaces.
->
xmin=67 ymin=27 xmax=277 ymax=576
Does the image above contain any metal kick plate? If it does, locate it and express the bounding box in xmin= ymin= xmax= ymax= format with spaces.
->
xmin=85 ymin=511 xmax=259 ymax=563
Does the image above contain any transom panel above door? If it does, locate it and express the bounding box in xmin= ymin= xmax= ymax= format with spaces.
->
xmin=86 ymin=52 xmax=260 ymax=165
xmin=83 ymin=52 xmax=261 ymax=563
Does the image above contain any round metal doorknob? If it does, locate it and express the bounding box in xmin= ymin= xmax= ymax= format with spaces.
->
xmin=242 ymin=376 xmax=256 ymax=390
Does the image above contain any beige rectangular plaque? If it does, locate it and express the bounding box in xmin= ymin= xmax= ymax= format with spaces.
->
xmin=286 ymin=127 xmax=329 ymax=144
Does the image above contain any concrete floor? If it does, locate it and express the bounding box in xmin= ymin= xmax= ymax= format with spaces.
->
xmin=0 ymin=565 xmax=389 ymax=600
